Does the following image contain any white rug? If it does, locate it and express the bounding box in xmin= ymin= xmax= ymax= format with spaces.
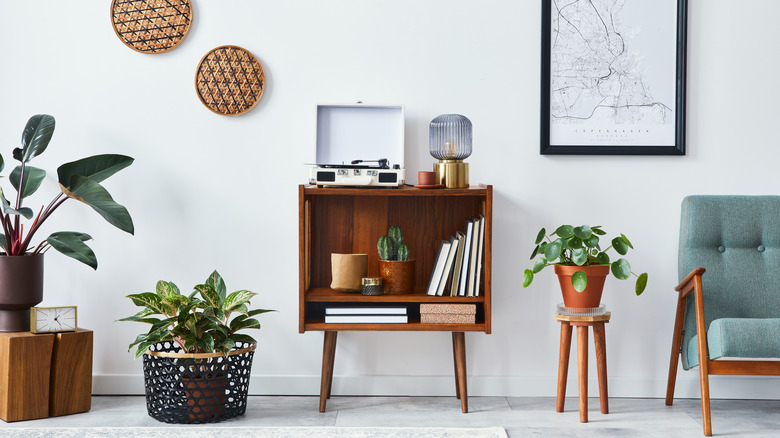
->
xmin=0 ymin=426 xmax=508 ymax=438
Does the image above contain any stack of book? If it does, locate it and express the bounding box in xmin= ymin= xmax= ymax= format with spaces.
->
xmin=426 ymin=215 xmax=486 ymax=297
xmin=324 ymin=307 xmax=408 ymax=323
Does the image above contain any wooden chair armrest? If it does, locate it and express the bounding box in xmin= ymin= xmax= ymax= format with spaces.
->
xmin=675 ymin=268 xmax=706 ymax=298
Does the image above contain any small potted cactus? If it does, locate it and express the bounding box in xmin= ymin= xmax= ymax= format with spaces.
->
xmin=377 ymin=225 xmax=415 ymax=294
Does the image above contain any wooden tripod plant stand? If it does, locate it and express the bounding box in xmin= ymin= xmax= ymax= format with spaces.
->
xmin=555 ymin=312 xmax=611 ymax=423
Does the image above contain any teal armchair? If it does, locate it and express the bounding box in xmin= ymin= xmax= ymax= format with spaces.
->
xmin=666 ymin=196 xmax=780 ymax=436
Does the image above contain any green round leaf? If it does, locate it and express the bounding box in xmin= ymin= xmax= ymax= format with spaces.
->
xmin=612 ymin=237 xmax=629 ymax=255
xmin=584 ymin=235 xmax=600 ymax=248
xmin=554 ymin=225 xmax=574 ymax=238
xmin=532 ymin=257 xmax=548 ymax=273
xmin=571 ymin=271 xmax=587 ymax=292
xmin=611 ymin=258 xmax=631 ymax=280
xmin=523 ymin=269 xmax=534 ymax=288
xmin=595 ymin=252 xmax=610 ymax=265
xmin=635 ymin=272 xmax=648 ymax=295
xmin=592 ymin=226 xmax=607 ymax=236
xmin=544 ymin=240 xmax=562 ymax=261
xmin=574 ymin=225 xmax=592 ymax=240
xmin=572 ymin=248 xmax=587 ymax=266
xmin=564 ymin=236 xmax=583 ymax=249
xmin=534 ymin=228 xmax=546 ymax=245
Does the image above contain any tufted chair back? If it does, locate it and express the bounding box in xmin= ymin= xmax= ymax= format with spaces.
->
xmin=678 ymin=195 xmax=780 ymax=369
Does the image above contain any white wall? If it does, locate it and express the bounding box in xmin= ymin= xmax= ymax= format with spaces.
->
xmin=1 ymin=0 xmax=779 ymax=400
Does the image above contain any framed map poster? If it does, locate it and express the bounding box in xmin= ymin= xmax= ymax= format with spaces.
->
xmin=541 ymin=0 xmax=687 ymax=155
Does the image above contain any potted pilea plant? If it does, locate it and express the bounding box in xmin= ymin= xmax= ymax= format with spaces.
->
xmin=377 ymin=225 xmax=414 ymax=294
xmin=120 ymin=270 xmax=274 ymax=423
xmin=0 ymin=114 xmax=133 ymax=331
xmin=523 ymin=225 xmax=647 ymax=309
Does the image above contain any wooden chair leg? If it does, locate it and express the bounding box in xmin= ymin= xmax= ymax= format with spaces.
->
xmin=692 ymin=275 xmax=712 ymax=436
xmin=556 ymin=321 xmax=573 ymax=413
xmin=666 ymin=294 xmax=687 ymax=406
xmin=577 ymin=325 xmax=588 ymax=423
xmin=319 ymin=331 xmax=337 ymax=413
xmin=593 ymin=322 xmax=608 ymax=414
xmin=452 ymin=332 xmax=468 ymax=413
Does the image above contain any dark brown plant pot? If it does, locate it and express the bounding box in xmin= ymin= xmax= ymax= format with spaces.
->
xmin=554 ymin=264 xmax=609 ymax=310
xmin=0 ymin=254 xmax=44 ymax=332
xmin=379 ymin=260 xmax=415 ymax=295
xmin=183 ymin=373 xmax=228 ymax=421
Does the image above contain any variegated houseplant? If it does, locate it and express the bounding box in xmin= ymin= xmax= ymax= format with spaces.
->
xmin=121 ymin=270 xmax=275 ymax=358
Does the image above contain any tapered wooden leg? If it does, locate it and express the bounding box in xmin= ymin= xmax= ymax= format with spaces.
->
xmin=326 ymin=331 xmax=337 ymax=399
xmin=556 ymin=322 xmax=573 ymax=413
xmin=319 ymin=331 xmax=337 ymax=413
xmin=452 ymin=332 xmax=461 ymax=400
xmin=692 ymin=275 xmax=712 ymax=436
xmin=577 ymin=326 xmax=588 ymax=423
xmin=666 ymin=294 xmax=686 ymax=406
xmin=452 ymin=332 xmax=468 ymax=413
xmin=593 ymin=322 xmax=608 ymax=414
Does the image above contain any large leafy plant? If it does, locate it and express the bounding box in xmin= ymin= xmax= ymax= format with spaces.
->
xmin=523 ymin=225 xmax=648 ymax=295
xmin=0 ymin=114 xmax=133 ymax=268
xmin=121 ymin=270 xmax=275 ymax=358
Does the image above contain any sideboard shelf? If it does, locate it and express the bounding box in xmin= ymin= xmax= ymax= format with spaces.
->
xmin=298 ymin=183 xmax=493 ymax=413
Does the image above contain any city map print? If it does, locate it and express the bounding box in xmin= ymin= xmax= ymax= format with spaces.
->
xmin=549 ymin=0 xmax=677 ymax=147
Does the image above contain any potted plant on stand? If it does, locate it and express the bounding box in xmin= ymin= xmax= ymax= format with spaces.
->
xmin=377 ymin=225 xmax=415 ymax=294
xmin=0 ymin=114 xmax=134 ymax=331
xmin=523 ymin=225 xmax=647 ymax=309
xmin=120 ymin=270 xmax=275 ymax=423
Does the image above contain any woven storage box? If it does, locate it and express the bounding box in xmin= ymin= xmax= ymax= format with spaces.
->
xmin=420 ymin=304 xmax=476 ymax=324
xmin=142 ymin=341 xmax=255 ymax=424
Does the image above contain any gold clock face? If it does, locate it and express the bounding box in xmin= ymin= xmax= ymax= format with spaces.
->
xmin=31 ymin=306 xmax=78 ymax=333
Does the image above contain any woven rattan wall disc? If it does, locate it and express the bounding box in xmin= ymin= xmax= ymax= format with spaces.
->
xmin=111 ymin=0 xmax=192 ymax=54
xmin=195 ymin=45 xmax=266 ymax=116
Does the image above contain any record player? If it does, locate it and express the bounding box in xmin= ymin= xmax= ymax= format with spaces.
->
xmin=308 ymin=104 xmax=405 ymax=187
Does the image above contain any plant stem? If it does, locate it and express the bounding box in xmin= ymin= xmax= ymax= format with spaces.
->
xmin=19 ymin=195 xmax=68 ymax=254
xmin=0 ymin=214 xmax=12 ymax=254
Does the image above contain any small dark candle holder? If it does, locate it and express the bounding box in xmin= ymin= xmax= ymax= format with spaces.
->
xmin=361 ymin=277 xmax=382 ymax=296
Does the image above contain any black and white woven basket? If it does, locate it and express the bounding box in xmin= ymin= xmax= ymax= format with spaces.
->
xmin=142 ymin=341 xmax=256 ymax=424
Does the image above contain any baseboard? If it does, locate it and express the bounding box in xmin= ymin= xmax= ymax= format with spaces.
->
xmin=92 ymin=374 xmax=780 ymax=400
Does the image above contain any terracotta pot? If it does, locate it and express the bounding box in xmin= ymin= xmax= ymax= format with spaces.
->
xmin=379 ymin=260 xmax=415 ymax=295
xmin=0 ymin=254 xmax=44 ymax=332
xmin=554 ymin=264 xmax=610 ymax=310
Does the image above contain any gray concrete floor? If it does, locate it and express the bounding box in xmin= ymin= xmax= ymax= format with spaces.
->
xmin=1 ymin=396 xmax=779 ymax=437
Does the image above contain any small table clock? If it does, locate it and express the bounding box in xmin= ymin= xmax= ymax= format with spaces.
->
xmin=30 ymin=306 xmax=78 ymax=333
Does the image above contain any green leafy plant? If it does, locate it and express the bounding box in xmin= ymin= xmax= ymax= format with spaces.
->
xmin=120 ymin=270 xmax=276 ymax=358
xmin=377 ymin=225 xmax=410 ymax=261
xmin=523 ymin=225 xmax=648 ymax=295
xmin=0 ymin=114 xmax=134 ymax=269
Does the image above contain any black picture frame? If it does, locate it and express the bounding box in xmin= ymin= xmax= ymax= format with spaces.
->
xmin=541 ymin=0 xmax=687 ymax=155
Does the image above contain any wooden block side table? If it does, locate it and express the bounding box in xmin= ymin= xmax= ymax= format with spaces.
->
xmin=0 ymin=328 xmax=93 ymax=422
xmin=50 ymin=329 xmax=93 ymax=417
xmin=0 ymin=332 xmax=55 ymax=422
xmin=555 ymin=311 xmax=610 ymax=423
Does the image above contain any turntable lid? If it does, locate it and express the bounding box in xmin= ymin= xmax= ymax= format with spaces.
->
xmin=315 ymin=104 xmax=404 ymax=167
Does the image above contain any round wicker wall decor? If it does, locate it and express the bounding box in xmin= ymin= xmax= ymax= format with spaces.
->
xmin=111 ymin=0 xmax=193 ymax=54
xmin=195 ymin=45 xmax=266 ymax=116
